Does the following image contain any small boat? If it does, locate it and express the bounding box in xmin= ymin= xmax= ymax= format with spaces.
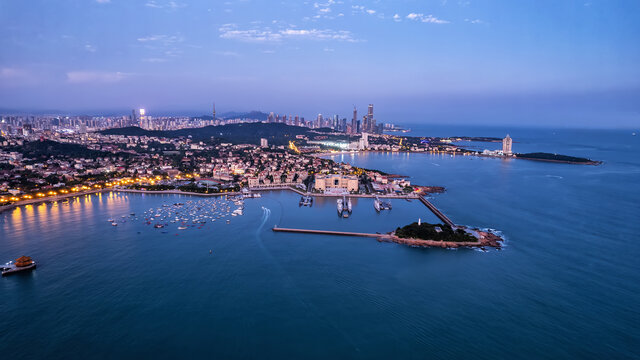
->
xmin=154 ymin=224 xmax=164 ymax=229
xmin=107 ymin=218 xmax=115 ymax=222
xmin=2 ymin=256 xmax=36 ymax=276
xmin=111 ymin=222 xmax=118 ymax=226
xmin=178 ymin=226 xmax=187 ymax=230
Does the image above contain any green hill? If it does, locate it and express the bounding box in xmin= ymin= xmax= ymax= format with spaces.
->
xmin=101 ymin=123 xmax=330 ymax=145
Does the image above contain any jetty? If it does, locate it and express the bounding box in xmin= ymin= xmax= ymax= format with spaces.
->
xmin=418 ymin=195 xmax=454 ymax=227
xmin=272 ymin=226 xmax=390 ymax=239
xmin=272 ymin=226 xmax=501 ymax=249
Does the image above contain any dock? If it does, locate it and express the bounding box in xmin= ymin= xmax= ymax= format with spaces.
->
xmin=272 ymin=226 xmax=391 ymax=239
xmin=418 ymin=195 xmax=455 ymax=227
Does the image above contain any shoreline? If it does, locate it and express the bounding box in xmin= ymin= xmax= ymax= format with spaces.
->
xmin=0 ymin=186 xmax=425 ymax=214
xmin=2 ymin=187 xmax=503 ymax=250
xmin=317 ymin=149 xmax=601 ymax=165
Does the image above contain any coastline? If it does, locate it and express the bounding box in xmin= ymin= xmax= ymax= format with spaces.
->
xmin=317 ymin=149 xmax=601 ymax=165
xmin=0 ymin=186 xmax=425 ymax=214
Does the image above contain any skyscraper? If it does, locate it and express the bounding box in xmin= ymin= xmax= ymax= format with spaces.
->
xmin=502 ymin=134 xmax=513 ymax=156
xmin=351 ymin=106 xmax=358 ymax=134
xmin=367 ymin=104 xmax=373 ymax=132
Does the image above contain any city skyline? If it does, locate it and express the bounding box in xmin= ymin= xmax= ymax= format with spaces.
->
xmin=1 ymin=0 xmax=639 ymax=127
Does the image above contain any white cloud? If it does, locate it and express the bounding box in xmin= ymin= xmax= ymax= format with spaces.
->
xmin=141 ymin=58 xmax=168 ymax=63
xmin=84 ymin=44 xmax=97 ymax=53
xmin=95 ymin=0 xmax=111 ymax=3
xmin=352 ymin=5 xmax=378 ymax=16
xmin=219 ymin=24 xmax=359 ymax=43
xmin=393 ymin=14 xmax=401 ymax=22
xmin=137 ymin=34 xmax=184 ymax=45
xmin=464 ymin=18 xmax=486 ymax=24
xmin=145 ymin=1 xmax=186 ymax=10
xmin=0 ymin=68 xmax=29 ymax=79
xmin=406 ymin=13 xmax=449 ymax=24
xmin=66 ymin=71 xmax=128 ymax=84
xmin=213 ymin=50 xmax=240 ymax=57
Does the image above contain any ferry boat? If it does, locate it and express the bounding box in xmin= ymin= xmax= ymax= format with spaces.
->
xmin=2 ymin=256 xmax=36 ymax=276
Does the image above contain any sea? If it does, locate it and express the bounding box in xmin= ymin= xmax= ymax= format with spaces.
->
xmin=1 ymin=125 xmax=639 ymax=359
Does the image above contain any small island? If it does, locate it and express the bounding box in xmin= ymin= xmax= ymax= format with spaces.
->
xmin=515 ymin=152 xmax=601 ymax=165
xmin=395 ymin=222 xmax=476 ymax=242
xmin=387 ymin=221 xmax=503 ymax=249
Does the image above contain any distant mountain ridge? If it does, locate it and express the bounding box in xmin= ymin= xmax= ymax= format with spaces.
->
xmin=191 ymin=110 xmax=269 ymax=121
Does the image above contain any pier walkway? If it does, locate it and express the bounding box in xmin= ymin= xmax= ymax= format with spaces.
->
xmin=272 ymin=226 xmax=391 ymax=239
xmin=418 ymin=195 xmax=455 ymax=227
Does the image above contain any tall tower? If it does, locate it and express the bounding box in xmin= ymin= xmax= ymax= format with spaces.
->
xmin=502 ymin=134 xmax=513 ymax=156
xmin=352 ymin=106 xmax=357 ymax=134
xmin=367 ymin=104 xmax=374 ymax=132
xmin=212 ymin=102 xmax=216 ymax=120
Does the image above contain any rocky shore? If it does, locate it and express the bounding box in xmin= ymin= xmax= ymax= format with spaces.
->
xmin=380 ymin=229 xmax=503 ymax=250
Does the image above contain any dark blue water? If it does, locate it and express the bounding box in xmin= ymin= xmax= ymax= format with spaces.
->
xmin=2 ymin=127 xmax=639 ymax=359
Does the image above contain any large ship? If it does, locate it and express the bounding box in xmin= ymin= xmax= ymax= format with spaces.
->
xmin=374 ymin=196 xmax=392 ymax=212
xmin=2 ymin=256 xmax=36 ymax=276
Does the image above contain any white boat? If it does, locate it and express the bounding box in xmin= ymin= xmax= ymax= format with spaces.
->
xmin=111 ymin=222 xmax=118 ymax=226
xmin=337 ymin=198 xmax=343 ymax=214
xmin=374 ymin=198 xmax=381 ymax=212
xmin=178 ymin=226 xmax=187 ymax=230
xmin=346 ymin=197 xmax=352 ymax=213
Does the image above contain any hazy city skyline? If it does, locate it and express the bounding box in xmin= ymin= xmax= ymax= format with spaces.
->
xmin=1 ymin=0 xmax=638 ymax=127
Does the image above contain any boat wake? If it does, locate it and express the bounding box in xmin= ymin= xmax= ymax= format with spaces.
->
xmin=257 ymin=206 xmax=271 ymax=234
xmin=545 ymin=175 xmax=564 ymax=179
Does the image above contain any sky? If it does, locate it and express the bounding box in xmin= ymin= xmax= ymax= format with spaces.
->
xmin=0 ymin=0 xmax=639 ymax=127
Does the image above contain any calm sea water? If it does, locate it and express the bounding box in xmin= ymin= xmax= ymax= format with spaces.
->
xmin=1 ymin=126 xmax=639 ymax=359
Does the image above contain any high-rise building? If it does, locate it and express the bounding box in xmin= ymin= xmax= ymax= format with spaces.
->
xmin=212 ymin=102 xmax=216 ymax=120
xmin=502 ymin=134 xmax=513 ymax=155
xmin=138 ymin=108 xmax=147 ymax=129
xmin=367 ymin=104 xmax=373 ymax=132
xmin=351 ymin=106 xmax=358 ymax=134
xmin=260 ymin=138 xmax=268 ymax=148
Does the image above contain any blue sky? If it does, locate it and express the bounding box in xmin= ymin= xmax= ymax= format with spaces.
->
xmin=0 ymin=0 xmax=639 ymax=127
